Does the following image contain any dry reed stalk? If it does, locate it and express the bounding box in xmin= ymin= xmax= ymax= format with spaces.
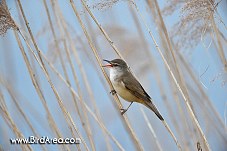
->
xmin=1 ymin=4 xmax=71 ymax=150
xmin=80 ymin=0 xmax=181 ymax=150
xmin=14 ymin=10 xmax=79 ymax=150
xmin=131 ymin=0 xmax=214 ymax=150
xmin=64 ymin=26 xmax=113 ymax=99
xmin=147 ymin=0 xmax=201 ymax=150
xmin=60 ymin=18 xmax=113 ymax=151
xmin=18 ymin=30 xmax=89 ymax=151
xmin=127 ymin=3 xmax=167 ymax=150
xmin=61 ymin=40 xmax=95 ymax=149
xmin=69 ymin=0 xmax=144 ymax=150
xmin=0 ymin=0 xmax=71 ymax=150
xmin=133 ymin=0 xmax=215 ymax=150
xmin=128 ymin=2 xmax=188 ymax=149
xmin=16 ymin=1 xmax=89 ymax=150
xmin=0 ymin=85 xmax=6 ymax=108
xmin=17 ymin=29 xmax=88 ymax=150
xmin=152 ymin=0 xmax=193 ymax=103
xmin=155 ymin=1 xmax=203 ymax=134
xmin=42 ymin=1 xmax=94 ymax=150
xmin=187 ymin=83 xmax=225 ymax=140
xmin=37 ymin=48 xmax=125 ymax=150
xmin=166 ymin=44 xmax=199 ymax=150
xmin=127 ymin=2 xmax=156 ymax=69
xmin=75 ymin=35 xmax=119 ymax=106
xmin=203 ymin=5 xmax=227 ymax=72
xmin=0 ymin=114 xmax=30 ymax=151
xmin=14 ymin=31 xmax=72 ymax=151
xmin=54 ymin=3 xmax=112 ymax=151
xmin=81 ymin=7 xmax=125 ymax=124
xmin=2 ymin=82 xmax=48 ymax=151
xmin=178 ymin=53 xmax=227 ymax=141
xmin=160 ymin=32 xmax=198 ymax=150
xmin=15 ymin=28 xmax=125 ymax=150
xmin=211 ymin=17 xmax=227 ymax=71
xmin=80 ymin=0 xmax=124 ymax=60
xmin=140 ymin=107 xmax=163 ymax=151
xmin=75 ymin=25 xmax=143 ymax=148
xmin=51 ymin=1 xmax=113 ymax=149
xmin=83 ymin=9 xmax=100 ymax=48
xmin=0 ymin=89 xmax=3 ymax=99
xmin=201 ymin=1 xmax=227 ymax=71
xmin=146 ymin=1 xmax=190 ymax=149
xmin=158 ymin=79 xmax=187 ymax=149
xmin=62 ymin=42 xmax=95 ymax=151
xmin=85 ymin=104 xmax=125 ymax=151
xmin=169 ymin=78 xmax=196 ymax=150
xmin=62 ymin=40 xmax=96 ymax=151
xmin=188 ymin=85 xmax=227 ymax=145
xmin=150 ymin=3 xmax=199 ymax=150
xmin=14 ymin=32 xmax=57 ymax=135
xmin=0 ymin=93 xmax=32 ymax=151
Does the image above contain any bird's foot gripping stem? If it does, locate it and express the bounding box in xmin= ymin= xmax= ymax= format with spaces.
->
xmin=120 ymin=102 xmax=133 ymax=115
xmin=120 ymin=109 xmax=127 ymax=115
xmin=110 ymin=89 xmax=116 ymax=95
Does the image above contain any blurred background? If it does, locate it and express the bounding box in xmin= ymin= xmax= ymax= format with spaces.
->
xmin=0 ymin=0 xmax=227 ymax=150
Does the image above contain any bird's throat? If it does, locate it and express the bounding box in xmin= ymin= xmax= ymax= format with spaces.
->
xmin=110 ymin=68 xmax=123 ymax=82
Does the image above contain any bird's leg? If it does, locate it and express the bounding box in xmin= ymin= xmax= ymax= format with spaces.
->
xmin=110 ymin=89 xmax=116 ymax=95
xmin=120 ymin=102 xmax=133 ymax=115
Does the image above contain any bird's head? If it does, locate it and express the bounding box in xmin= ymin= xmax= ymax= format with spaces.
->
xmin=103 ymin=59 xmax=128 ymax=71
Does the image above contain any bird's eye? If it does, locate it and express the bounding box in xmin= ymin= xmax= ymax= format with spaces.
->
xmin=112 ymin=63 xmax=119 ymax=66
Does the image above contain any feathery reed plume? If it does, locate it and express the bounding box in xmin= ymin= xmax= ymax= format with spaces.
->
xmin=0 ymin=0 xmax=18 ymax=35
xmin=91 ymin=0 xmax=122 ymax=10
xmin=164 ymin=0 xmax=215 ymax=49
xmin=163 ymin=0 xmax=227 ymax=70
xmin=162 ymin=0 xmax=184 ymax=16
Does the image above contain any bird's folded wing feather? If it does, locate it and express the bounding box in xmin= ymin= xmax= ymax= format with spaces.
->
xmin=122 ymin=73 xmax=151 ymax=103
xmin=122 ymin=72 xmax=164 ymax=121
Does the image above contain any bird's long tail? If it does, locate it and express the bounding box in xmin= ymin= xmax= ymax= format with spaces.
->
xmin=143 ymin=101 xmax=182 ymax=150
xmin=144 ymin=101 xmax=164 ymax=121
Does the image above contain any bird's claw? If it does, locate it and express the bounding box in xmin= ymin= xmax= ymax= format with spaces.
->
xmin=120 ymin=109 xmax=127 ymax=115
xmin=110 ymin=90 xmax=116 ymax=95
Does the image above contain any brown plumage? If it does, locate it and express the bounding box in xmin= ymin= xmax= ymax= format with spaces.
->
xmin=103 ymin=59 xmax=164 ymax=121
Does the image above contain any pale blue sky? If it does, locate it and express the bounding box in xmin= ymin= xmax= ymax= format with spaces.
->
xmin=0 ymin=0 xmax=227 ymax=151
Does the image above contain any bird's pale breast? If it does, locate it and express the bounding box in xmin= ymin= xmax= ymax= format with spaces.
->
xmin=110 ymin=68 xmax=139 ymax=102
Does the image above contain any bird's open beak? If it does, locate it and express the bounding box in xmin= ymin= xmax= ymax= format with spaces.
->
xmin=102 ymin=59 xmax=113 ymax=68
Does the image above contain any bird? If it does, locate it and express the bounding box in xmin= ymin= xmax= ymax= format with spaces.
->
xmin=103 ymin=58 xmax=164 ymax=121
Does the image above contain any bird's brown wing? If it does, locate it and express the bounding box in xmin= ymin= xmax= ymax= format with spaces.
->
xmin=122 ymin=74 xmax=151 ymax=102
xmin=122 ymin=72 xmax=164 ymax=121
